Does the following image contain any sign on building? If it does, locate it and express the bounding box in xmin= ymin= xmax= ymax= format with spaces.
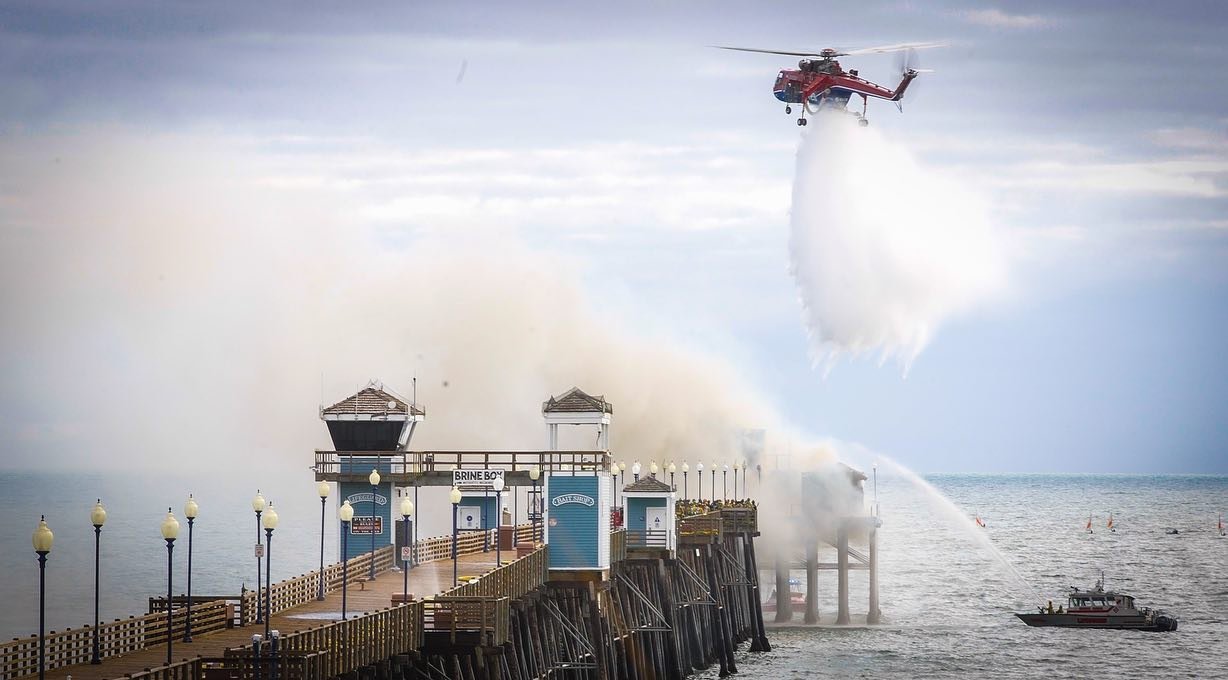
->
xmin=352 ymin=516 xmax=383 ymax=535
xmin=453 ymin=469 xmax=505 ymax=489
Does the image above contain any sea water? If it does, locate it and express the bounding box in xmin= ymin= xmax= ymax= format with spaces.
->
xmin=727 ymin=474 xmax=1228 ymax=679
xmin=2 ymin=472 xmax=1225 ymax=678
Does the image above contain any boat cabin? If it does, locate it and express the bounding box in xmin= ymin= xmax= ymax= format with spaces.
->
xmin=1068 ymin=589 xmax=1135 ymax=612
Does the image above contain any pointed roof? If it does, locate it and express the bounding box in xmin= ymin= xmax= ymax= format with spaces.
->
xmin=623 ymin=476 xmax=673 ymax=493
xmin=542 ymin=387 xmax=613 ymax=415
xmin=321 ymin=380 xmax=425 ymax=420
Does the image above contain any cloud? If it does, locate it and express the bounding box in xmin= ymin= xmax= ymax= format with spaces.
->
xmin=960 ymin=8 xmax=1052 ymax=30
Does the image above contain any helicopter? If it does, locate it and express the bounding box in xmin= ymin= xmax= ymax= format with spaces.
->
xmin=714 ymin=42 xmax=945 ymax=127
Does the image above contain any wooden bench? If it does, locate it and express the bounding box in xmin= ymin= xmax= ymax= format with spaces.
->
xmin=391 ymin=592 xmax=415 ymax=605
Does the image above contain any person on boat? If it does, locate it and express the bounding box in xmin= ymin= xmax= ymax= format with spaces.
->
xmin=1047 ymin=601 xmax=1054 ymax=614
xmin=1057 ymin=604 xmax=1064 ymax=614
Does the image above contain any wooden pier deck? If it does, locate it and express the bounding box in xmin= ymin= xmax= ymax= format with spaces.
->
xmin=38 ymin=551 xmax=504 ymax=680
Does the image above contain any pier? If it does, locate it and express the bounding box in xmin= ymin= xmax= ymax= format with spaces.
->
xmin=5 ymin=384 xmax=772 ymax=680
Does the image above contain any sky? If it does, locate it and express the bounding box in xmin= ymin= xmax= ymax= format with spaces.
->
xmin=1 ymin=1 xmax=1226 ymax=474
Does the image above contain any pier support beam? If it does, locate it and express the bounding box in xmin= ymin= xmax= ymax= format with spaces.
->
xmin=867 ymin=527 xmax=880 ymax=625
xmin=774 ymin=548 xmax=792 ymax=622
xmin=803 ymin=541 xmax=819 ymax=624
xmin=836 ymin=526 xmax=850 ymax=625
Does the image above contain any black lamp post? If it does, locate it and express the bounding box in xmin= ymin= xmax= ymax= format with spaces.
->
xmin=33 ymin=516 xmax=53 ymax=680
xmin=633 ymin=461 xmax=641 ymax=483
xmin=450 ymin=486 xmax=462 ymax=587
xmin=90 ymin=500 xmax=106 ymax=664
xmin=160 ymin=508 xmax=180 ymax=666
xmin=184 ymin=495 xmax=198 ymax=642
xmin=683 ymin=461 xmax=689 ymax=499
xmin=733 ymin=462 xmax=740 ymax=499
xmin=711 ymin=463 xmax=716 ymax=501
xmin=618 ymin=461 xmax=626 ymax=495
xmin=262 ymin=503 xmax=279 ymax=640
xmin=723 ymin=464 xmax=728 ymax=501
xmin=528 ymin=466 xmax=541 ymax=542
xmin=668 ymin=462 xmax=676 ymax=491
xmin=399 ymin=496 xmax=414 ymax=602
xmin=492 ymin=476 xmax=505 ymax=568
xmin=609 ymin=462 xmax=618 ymax=508
xmin=252 ymin=491 xmax=265 ymax=624
xmin=316 ymin=482 xmax=329 ymax=600
xmin=696 ymin=462 xmax=704 ymax=499
xmin=368 ymin=469 xmax=380 ymax=580
xmin=339 ymin=501 xmax=353 ymax=619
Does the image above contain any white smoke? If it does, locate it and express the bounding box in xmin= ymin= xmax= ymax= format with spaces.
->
xmin=789 ymin=112 xmax=1008 ymax=369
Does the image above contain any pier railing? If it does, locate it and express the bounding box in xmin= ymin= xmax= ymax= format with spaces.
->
xmin=719 ymin=506 xmax=758 ymax=534
xmin=315 ymin=450 xmax=611 ymax=481
xmin=3 ymin=522 xmax=541 ymax=679
xmin=0 ymin=600 xmax=230 ymax=679
xmin=625 ymin=529 xmax=669 ymax=549
xmin=610 ymin=527 xmax=627 ymax=563
xmin=442 ymin=545 xmax=547 ymax=599
xmin=421 ymin=597 xmax=509 ymax=647
xmin=223 ymin=600 xmax=421 ymax=680
xmin=678 ymin=511 xmax=723 ymax=542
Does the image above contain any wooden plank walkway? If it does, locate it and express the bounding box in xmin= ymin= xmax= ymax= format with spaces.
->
xmin=41 ymin=551 xmax=507 ymax=680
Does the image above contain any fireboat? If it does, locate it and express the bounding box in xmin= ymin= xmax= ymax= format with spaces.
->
xmin=1015 ymin=574 xmax=1178 ymax=632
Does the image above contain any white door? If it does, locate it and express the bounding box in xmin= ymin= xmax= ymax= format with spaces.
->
xmin=646 ymin=507 xmax=667 ymax=541
xmin=459 ymin=505 xmax=482 ymax=530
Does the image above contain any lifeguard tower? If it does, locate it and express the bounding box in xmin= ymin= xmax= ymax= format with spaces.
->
xmin=318 ymin=380 xmax=424 ymax=561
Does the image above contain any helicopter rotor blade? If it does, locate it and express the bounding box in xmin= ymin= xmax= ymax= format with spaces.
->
xmin=845 ymin=41 xmax=948 ymax=56
xmin=710 ymin=45 xmax=838 ymax=58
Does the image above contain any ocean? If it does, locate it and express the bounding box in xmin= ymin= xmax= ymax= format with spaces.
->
xmin=2 ymin=472 xmax=1225 ymax=678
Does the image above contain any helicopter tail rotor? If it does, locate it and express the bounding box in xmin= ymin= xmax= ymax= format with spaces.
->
xmin=892 ymin=48 xmax=933 ymax=110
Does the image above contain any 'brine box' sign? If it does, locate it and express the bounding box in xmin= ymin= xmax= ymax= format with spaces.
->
xmin=545 ymin=474 xmax=610 ymax=570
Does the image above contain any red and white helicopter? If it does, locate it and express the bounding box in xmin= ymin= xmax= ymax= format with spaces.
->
xmin=715 ymin=41 xmax=945 ymax=127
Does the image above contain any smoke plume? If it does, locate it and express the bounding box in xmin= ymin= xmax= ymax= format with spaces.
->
xmin=789 ymin=112 xmax=1007 ymax=369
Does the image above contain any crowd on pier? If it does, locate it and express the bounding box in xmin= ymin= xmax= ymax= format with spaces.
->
xmin=675 ymin=498 xmax=758 ymax=518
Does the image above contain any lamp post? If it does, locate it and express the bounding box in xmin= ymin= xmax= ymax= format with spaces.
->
xmin=33 ymin=516 xmax=53 ymax=680
xmin=399 ymin=495 xmax=414 ymax=601
xmin=696 ymin=462 xmax=704 ymax=499
xmin=184 ymin=494 xmax=198 ymax=643
xmin=618 ymin=461 xmax=626 ymax=491
xmin=733 ymin=461 xmax=740 ymax=499
xmin=450 ymin=487 xmax=462 ymax=588
xmin=872 ymin=463 xmax=878 ymax=516
xmin=338 ymin=501 xmax=353 ymax=619
xmin=262 ymin=503 xmax=279 ymax=640
xmin=160 ymin=509 xmax=179 ymax=666
xmin=711 ymin=462 xmax=716 ymax=501
xmin=668 ymin=462 xmax=676 ymax=491
xmin=252 ymin=491 xmax=266 ymax=624
xmin=529 ymin=465 xmax=541 ymax=542
xmin=723 ymin=464 xmax=729 ymax=501
xmin=317 ymin=481 xmax=329 ymax=600
xmin=368 ymin=469 xmax=380 ymax=580
xmin=90 ymin=500 xmax=106 ymax=664
xmin=492 ymin=476 xmax=505 ymax=567
xmin=632 ymin=460 xmax=641 ymax=482
xmin=650 ymin=461 xmax=658 ymax=479
xmin=609 ymin=462 xmax=618 ymax=508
